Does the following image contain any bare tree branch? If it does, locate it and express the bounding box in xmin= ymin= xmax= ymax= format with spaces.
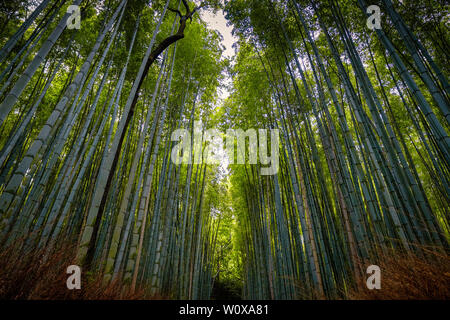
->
xmin=187 ymin=2 xmax=207 ymax=21
xmin=168 ymin=7 xmax=182 ymax=17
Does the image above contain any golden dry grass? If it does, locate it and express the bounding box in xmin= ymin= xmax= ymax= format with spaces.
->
xmin=0 ymin=239 xmax=161 ymax=300
xmin=348 ymin=246 xmax=450 ymax=300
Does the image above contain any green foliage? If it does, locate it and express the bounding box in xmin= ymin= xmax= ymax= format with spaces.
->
xmin=0 ymin=0 xmax=448 ymax=300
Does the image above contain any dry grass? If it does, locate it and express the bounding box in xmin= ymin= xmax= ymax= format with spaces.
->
xmin=1 ymin=237 xmax=448 ymax=300
xmin=0 ymin=239 xmax=161 ymax=300
xmin=348 ymin=246 xmax=450 ymax=300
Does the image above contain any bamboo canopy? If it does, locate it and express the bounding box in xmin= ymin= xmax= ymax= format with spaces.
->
xmin=0 ymin=0 xmax=448 ymax=299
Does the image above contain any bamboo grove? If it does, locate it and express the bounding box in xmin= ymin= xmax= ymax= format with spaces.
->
xmin=224 ymin=0 xmax=449 ymax=299
xmin=0 ymin=0 xmax=449 ymax=300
